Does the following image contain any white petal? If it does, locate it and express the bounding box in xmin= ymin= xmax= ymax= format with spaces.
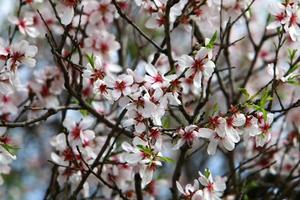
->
xmin=197 ymin=128 xmax=214 ymax=139
xmin=207 ymin=141 xmax=218 ymax=155
xmin=176 ymin=181 xmax=185 ymax=194
xmin=233 ymin=114 xmax=246 ymax=127
xmin=57 ymin=4 xmax=74 ymax=25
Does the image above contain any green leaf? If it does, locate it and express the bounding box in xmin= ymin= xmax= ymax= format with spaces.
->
xmin=288 ymin=48 xmax=297 ymax=63
xmin=204 ymin=168 xmax=211 ymax=178
xmin=1 ymin=143 xmax=19 ymax=157
xmin=136 ymin=145 xmax=152 ymax=155
xmin=212 ymin=103 xmax=219 ymax=114
xmin=287 ymin=77 xmax=300 ymax=86
xmin=287 ymin=64 xmax=300 ymax=75
xmin=159 ymin=156 xmax=175 ymax=163
xmin=262 ymin=109 xmax=268 ymax=122
xmin=86 ymin=54 xmax=95 ymax=69
xmin=206 ymin=31 xmax=217 ymax=49
xmin=162 ymin=116 xmax=171 ymax=129
xmin=260 ymin=89 xmax=272 ymax=107
xmin=80 ymin=109 xmax=89 ymax=117
xmin=240 ymin=88 xmax=250 ymax=101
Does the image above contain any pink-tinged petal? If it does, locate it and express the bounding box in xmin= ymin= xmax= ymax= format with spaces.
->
xmin=222 ymin=137 xmax=235 ymax=151
xmin=141 ymin=169 xmax=153 ymax=188
xmin=176 ymin=181 xmax=185 ymax=194
xmin=177 ymin=54 xmax=194 ymax=68
xmin=193 ymin=72 xmax=203 ymax=88
xmin=5 ymin=103 xmax=18 ymax=115
xmin=192 ymin=190 xmax=204 ymax=200
xmin=122 ymin=86 xmax=131 ymax=96
xmin=215 ymin=176 xmax=226 ymax=191
xmin=26 ymin=27 xmax=39 ymax=38
xmin=203 ymin=60 xmax=215 ymax=77
xmin=123 ymin=153 xmax=142 ymax=164
xmin=266 ymin=63 xmax=274 ymax=76
xmin=94 ymin=56 xmax=103 ymax=68
xmin=112 ymin=90 xmax=121 ymax=100
xmin=198 ymin=173 xmax=209 ymax=186
xmin=207 ymin=140 xmax=218 ymax=155
xmin=0 ymin=127 xmax=7 ymax=136
xmin=195 ymin=48 xmax=209 ymax=60
xmin=135 ymin=122 xmax=146 ymax=133
xmin=51 ymin=152 xmax=64 ymax=165
xmin=110 ymin=41 xmax=121 ymax=51
xmin=21 ymin=57 xmax=36 ymax=67
xmin=44 ymin=96 xmax=59 ymax=108
xmin=266 ymin=113 xmax=274 ymax=124
xmin=185 ymin=125 xmax=197 ymax=132
xmin=185 ymin=183 xmax=194 ymax=193
xmin=145 ymin=17 xmax=159 ymax=29
xmin=63 ymin=118 xmax=74 ymax=131
xmin=173 ymin=138 xmax=185 ymax=150
xmin=247 ymin=126 xmax=261 ymax=137
xmin=81 ymin=130 xmax=95 ymax=142
xmin=185 ymin=68 xmax=194 ymax=78
xmin=215 ymin=120 xmax=226 ymax=137
xmin=197 ymin=128 xmax=214 ymax=139
xmin=226 ymin=127 xmax=240 ymax=143
xmin=50 ymin=133 xmax=67 ymax=151
xmin=81 ymin=117 xmax=94 ymax=130
xmin=193 ymin=179 xmax=200 ymax=190
xmin=121 ymin=142 xmax=133 ymax=152
xmin=267 ymin=21 xmax=281 ymax=30
xmin=133 ymin=136 xmax=147 ymax=146
xmin=84 ymin=38 xmax=93 ymax=48
xmin=233 ymin=113 xmax=246 ymax=127
xmin=57 ymin=4 xmax=74 ymax=25
xmin=121 ymin=75 xmax=133 ymax=85
xmin=104 ymin=75 xmax=115 ymax=86
xmin=255 ymin=134 xmax=266 ymax=147
xmin=8 ymin=16 xmax=19 ymax=24
xmin=145 ymin=63 xmax=157 ymax=77
xmin=268 ymin=2 xmax=285 ymax=16
xmin=26 ymin=45 xmax=38 ymax=57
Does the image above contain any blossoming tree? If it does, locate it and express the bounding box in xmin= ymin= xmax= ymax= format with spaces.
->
xmin=0 ymin=0 xmax=300 ymax=199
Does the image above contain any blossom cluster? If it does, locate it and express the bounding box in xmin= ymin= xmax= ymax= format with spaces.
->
xmin=0 ymin=0 xmax=300 ymax=199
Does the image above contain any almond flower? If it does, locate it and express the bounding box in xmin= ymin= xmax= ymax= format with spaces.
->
xmin=121 ymin=136 xmax=163 ymax=187
xmin=198 ymin=170 xmax=226 ymax=200
xmin=63 ymin=116 xmax=95 ymax=147
xmin=105 ymin=74 xmax=134 ymax=100
xmin=84 ymin=30 xmax=120 ymax=61
xmin=267 ymin=2 xmax=288 ymax=30
xmin=267 ymin=2 xmax=300 ymax=41
xmin=6 ymin=40 xmax=38 ymax=72
xmin=56 ymin=0 xmax=78 ymax=25
xmin=177 ymin=48 xmax=215 ymax=89
xmin=144 ymin=63 xmax=175 ymax=89
xmin=8 ymin=16 xmax=39 ymax=38
xmin=255 ymin=112 xmax=274 ymax=147
xmin=173 ymin=125 xmax=201 ymax=150
xmin=176 ymin=169 xmax=226 ymax=200
xmin=176 ymin=180 xmax=204 ymax=200
xmin=83 ymin=56 xmax=106 ymax=82
xmin=198 ymin=114 xmax=245 ymax=155
xmin=243 ymin=115 xmax=261 ymax=141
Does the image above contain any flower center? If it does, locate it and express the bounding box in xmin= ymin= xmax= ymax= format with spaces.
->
xmin=193 ymin=59 xmax=204 ymax=71
xmin=115 ymin=81 xmax=126 ymax=92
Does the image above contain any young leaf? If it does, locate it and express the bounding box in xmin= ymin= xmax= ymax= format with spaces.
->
xmin=204 ymin=168 xmax=211 ymax=178
xmin=1 ymin=143 xmax=19 ymax=157
xmin=206 ymin=31 xmax=217 ymax=49
xmin=86 ymin=54 xmax=95 ymax=69
xmin=159 ymin=156 xmax=175 ymax=163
